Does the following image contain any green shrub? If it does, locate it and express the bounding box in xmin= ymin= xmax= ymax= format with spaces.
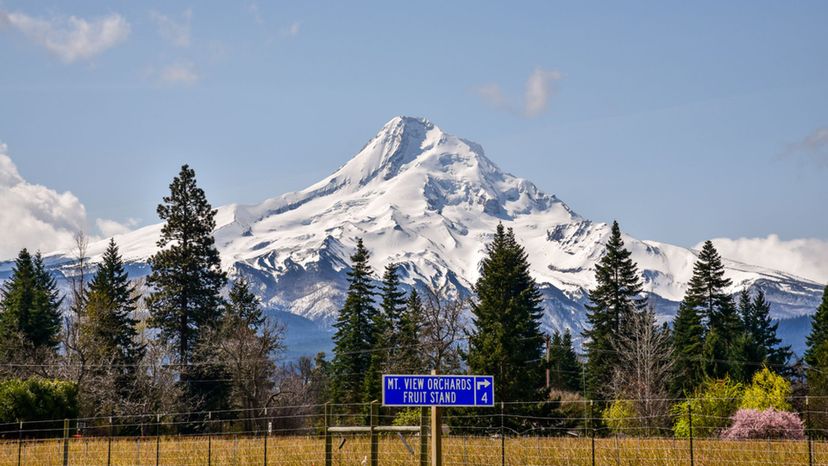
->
xmin=672 ymin=376 xmax=742 ymax=438
xmin=0 ymin=377 xmax=78 ymax=423
xmin=392 ymin=408 xmax=422 ymax=426
xmin=603 ymin=399 xmax=637 ymax=435
xmin=740 ymin=367 xmax=791 ymax=411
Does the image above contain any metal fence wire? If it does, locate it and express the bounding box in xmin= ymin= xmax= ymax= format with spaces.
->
xmin=1 ymin=397 xmax=828 ymax=465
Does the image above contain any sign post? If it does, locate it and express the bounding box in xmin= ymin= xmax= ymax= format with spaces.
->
xmin=382 ymin=372 xmax=494 ymax=466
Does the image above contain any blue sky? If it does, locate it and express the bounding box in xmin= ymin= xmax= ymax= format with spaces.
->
xmin=1 ymin=1 xmax=827 ymax=253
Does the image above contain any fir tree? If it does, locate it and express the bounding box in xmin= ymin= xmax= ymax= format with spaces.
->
xmin=396 ymin=289 xmax=425 ymax=374
xmin=364 ymin=263 xmax=407 ymax=402
xmin=738 ymin=288 xmax=791 ymax=379
xmin=31 ymin=252 xmax=63 ymax=349
xmin=0 ymin=249 xmax=63 ymax=356
xmin=670 ymin=301 xmax=706 ymax=395
xmin=145 ymin=165 xmax=228 ymax=409
xmin=84 ymin=239 xmax=145 ymax=397
xmin=806 ymin=286 xmax=828 ymax=430
xmin=582 ymin=221 xmax=646 ymax=399
xmin=806 ymin=285 xmax=828 ymax=368
xmin=330 ymin=238 xmax=377 ymax=405
xmin=684 ymin=241 xmax=742 ymax=379
xmin=225 ymin=277 xmax=264 ymax=328
xmin=467 ymin=224 xmax=545 ymax=403
xmin=548 ymin=329 xmax=582 ymax=393
xmin=146 ymin=165 xmax=227 ymax=364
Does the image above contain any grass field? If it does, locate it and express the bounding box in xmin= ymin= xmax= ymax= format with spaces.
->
xmin=0 ymin=434 xmax=826 ymax=465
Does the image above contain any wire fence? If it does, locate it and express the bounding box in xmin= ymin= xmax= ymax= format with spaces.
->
xmin=2 ymin=398 xmax=828 ymax=465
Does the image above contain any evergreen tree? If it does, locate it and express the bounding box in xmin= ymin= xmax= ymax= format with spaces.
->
xmin=548 ymin=329 xmax=582 ymax=393
xmin=396 ymin=289 xmax=425 ymax=374
xmin=682 ymin=241 xmax=742 ymax=379
xmin=670 ymin=302 xmax=706 ymax=395
xmin=806 ymin=286 xmax=828 ymax=430
xmin=83 ymin=239 xmax=145 ymax=400
xmin=738 ymin=288 xmax=791 ymax=379
xmin=0 ymin=249 xmax=63 ymax=356
xmin=467 ymin=224 xmax=545 ymax=403
xmin=145 ymin=165 xmax=227 ymax=408
xmin=582 ymin=221 xmax=646 ymax=399
xmin=225 ymin=277 xmax=265 ymax=328
xmin=330 ymin=238 xmax=377 ymax=405
xmin=364 ymin=263 xmax=407 ymax=402
xmin=806 ymin=285 xmax=828 ymax=368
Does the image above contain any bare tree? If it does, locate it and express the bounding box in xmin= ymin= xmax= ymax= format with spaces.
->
xmin=609 ymin=306 xmax=674 ymax=435
xmin=61 ymin=232 xmax=92 ymax=397
xmin=421 ymin=285 xmax=466 ymax=373
xmin=211 ymin=316 xmax=285 ymax=431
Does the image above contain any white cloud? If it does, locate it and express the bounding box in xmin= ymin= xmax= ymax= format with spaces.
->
xmin=524 ymin=68 xmax=562 ymax=117
xmin=0 ymin=143 xmax=134 ymax=260
xmin=153 ymin=61 xmax=199 ymax=85
xmin=281 ymin=21 xmax=300 ymax=37
xmin=704 ymin=235 xmax=828 ymax=284
xmin=0 ymin=10 xmax=129 ymax=63
xmin=782 ymin=127 xmax=828 ymax=168
xmin=474 ymin=68 xmax=562 ymax=118
xmin=149 ymin=9 xmax=191 ymax=48
xmin=96 ymin=218 xmax=138 ymax=238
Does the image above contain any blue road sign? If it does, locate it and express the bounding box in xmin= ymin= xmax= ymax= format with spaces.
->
xmin=382 ymin=374 xmax=495 ymax=407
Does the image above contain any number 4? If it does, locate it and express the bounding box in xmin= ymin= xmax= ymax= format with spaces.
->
xmin=481 ymin=393 xmax=487 ymax=404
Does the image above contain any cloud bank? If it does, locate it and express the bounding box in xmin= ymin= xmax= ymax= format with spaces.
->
xmin=475 ymin=68 xmax=562 ymax=117
xmin=0 ymin=143 xmax=134 ymax=260
xmin=704 ymin=235 xmax=828 ymax=284
xmin=0 ymin=10 xmax=129 ymax=63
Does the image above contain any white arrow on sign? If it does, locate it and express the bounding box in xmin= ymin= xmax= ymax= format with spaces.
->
xmin=476 ymin=379 xmax=491 ymax=390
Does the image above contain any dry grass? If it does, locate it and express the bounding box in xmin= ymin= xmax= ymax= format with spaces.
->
xmin=0 ymin=434 xmax=825 ymax=465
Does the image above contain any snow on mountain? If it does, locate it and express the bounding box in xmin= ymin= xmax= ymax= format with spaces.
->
xmin=25 ymin=116 xmax=825 ymax=346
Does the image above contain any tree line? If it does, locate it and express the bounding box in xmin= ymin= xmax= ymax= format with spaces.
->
xmin=1 ymin=163 xmax=827 ymax=438
xmin=0 ymin=166 xmax=307 ymax=432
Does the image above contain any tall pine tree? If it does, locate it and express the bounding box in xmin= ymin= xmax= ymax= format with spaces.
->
xmin=330 ymin=238 xmax=377 ymax=405
xmin=467 ymin=224 xmax=545 ymax=403
xmin=682 ymin=241 xmax=742 ymax=379
xmin=582 ymin=221 xmax=646 ymax=399
xmin=146 ymin=165 xmax=228 ymax=408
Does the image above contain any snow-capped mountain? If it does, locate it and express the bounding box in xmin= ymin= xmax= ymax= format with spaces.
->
xmin=20 ymin=116 xmax=824 ymax=349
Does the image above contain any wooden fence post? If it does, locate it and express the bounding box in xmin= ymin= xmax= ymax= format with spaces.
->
xmin=370 ymin=401 xmax=379 ymax=466
xmin=63 ymin=418 xmax=70 ymax=466
xmin=689 ymin=403 xmax=694 ymax=466
xmin=419 ymin=407 xmax=428 ymax=466
xmin=324 ymin=403 xmax=332 ymax=466
xmin=17 ymin=420 xmax=22 ymax=466
xmin=107 ymin=417 xmax=113 ymax=466
xmin=590 ymin=401 xmax=595 ymax=466
xmin=807 ymin=396 xmax=813 ymax=466
xmin=207 ymin=412 xmax=212 ymax=466
xmin=155 ymin=414 xmax=161 ymax=466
